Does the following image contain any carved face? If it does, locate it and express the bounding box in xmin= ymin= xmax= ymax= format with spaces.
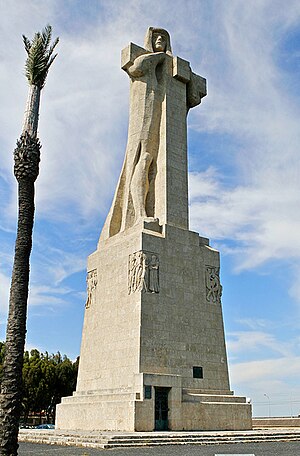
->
xmin=151 ymin=254 xmax=158 ymax=265
xmin=153 ymin=33 xmax=167 ymax=52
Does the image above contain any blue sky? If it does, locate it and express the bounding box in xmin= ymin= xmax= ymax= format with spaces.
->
xmin=1 ymin=0 xmax=300 ymax=418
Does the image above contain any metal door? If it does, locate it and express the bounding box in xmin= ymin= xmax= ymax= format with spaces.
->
xmin=154 ymin=387 xmax=170 ymax=431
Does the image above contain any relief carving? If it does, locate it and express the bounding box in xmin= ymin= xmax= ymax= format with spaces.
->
xmin=128 ymin=251 xmax=159 ymax=294
xmin=205 ymin=266 xmax=222 ymax=303
xmin=85 ymin=269 xmax=98 ymax=308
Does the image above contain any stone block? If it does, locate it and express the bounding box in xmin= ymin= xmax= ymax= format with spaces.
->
xmin=173 ymin=56 xmax=191 ymax=83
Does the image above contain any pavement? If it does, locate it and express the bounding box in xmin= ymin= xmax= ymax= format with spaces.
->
xmin=18 ymin=440 xmax=300 ymax=455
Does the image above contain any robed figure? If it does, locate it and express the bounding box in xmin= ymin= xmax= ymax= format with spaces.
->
xmin=100 ymin=27 xmax=205 ymax=241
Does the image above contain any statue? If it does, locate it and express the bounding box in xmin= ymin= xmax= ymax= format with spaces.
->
xmin=85 ymin=269 xmax=98 ymax=308
xmin=206 ymin=266 xmax=222 ymax=303
xmin=128 ymin=250 xmax=160 ymax=294
xmin=149 ymin=254 xmax=159 ymax=293
xmin=100 ymin=27 xmax=206 ymax=241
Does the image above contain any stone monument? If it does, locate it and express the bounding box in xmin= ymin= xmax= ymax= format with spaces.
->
xmin=56 ymin=27 xmax=252 ymax=431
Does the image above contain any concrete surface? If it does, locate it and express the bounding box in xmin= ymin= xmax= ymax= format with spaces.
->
xmin=18 ymin=440 xmax=300 ymax=456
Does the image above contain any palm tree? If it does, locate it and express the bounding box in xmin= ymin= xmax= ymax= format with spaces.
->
xmin=0 ymin=25 xmax=58 ymax=455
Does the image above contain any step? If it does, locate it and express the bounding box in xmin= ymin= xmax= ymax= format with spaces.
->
xmin=19 ymin=428 xmax=300 ymax=449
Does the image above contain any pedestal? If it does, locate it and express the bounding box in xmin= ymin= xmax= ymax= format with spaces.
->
xmin=56 ymin=220 xmax=251 ymax=431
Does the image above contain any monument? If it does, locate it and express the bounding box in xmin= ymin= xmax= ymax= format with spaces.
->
xmin=56 ymin=27 xmax=252 ymax=431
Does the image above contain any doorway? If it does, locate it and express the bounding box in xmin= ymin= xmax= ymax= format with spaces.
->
xmin=154 ymin=387 xmax=170 ymax=431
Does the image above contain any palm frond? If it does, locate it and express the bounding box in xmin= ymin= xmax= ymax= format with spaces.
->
xmin=23 ymin=25 xmax=59 ymax=88
xmin=47 ymin=37 xmax=59 ymax=58
xmin=41 ymin=24 xmax=52 ymax=51
xmin=46 ymin=53 xmax=58 ymax=71
xmin=22 ymin=35 xmax=31 ymax=54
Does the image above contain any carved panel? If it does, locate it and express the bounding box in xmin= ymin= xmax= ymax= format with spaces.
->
xmin=128 ymin=251 xmax=159 ymax=295
xmin=205 ymin=266 xmax=222 ymax=303
xmin=85 ymin=269 xmax=98 ymax=308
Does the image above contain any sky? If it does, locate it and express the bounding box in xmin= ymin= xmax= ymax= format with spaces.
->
xmin=1 ymin=0 xmax=300 ymax=418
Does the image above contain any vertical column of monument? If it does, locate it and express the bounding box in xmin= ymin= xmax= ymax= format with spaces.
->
xmin=155 ymin=56 xmax=190 ymax=230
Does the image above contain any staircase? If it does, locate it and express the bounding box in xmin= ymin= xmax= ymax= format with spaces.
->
xmin=19 ymin=428 xmax=300 ymax=449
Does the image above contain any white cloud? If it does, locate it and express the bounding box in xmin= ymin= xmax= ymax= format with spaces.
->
xmin=288 ymin=265 xmax=300 ymax=304
xmin=225 ymin=317 xmax=300 ymax=415
xmin=229 ymin=355 xmax=300 ymax=415
xmin=2 ymin=0 xmax=299 ymax=259
xmin=227 ymin=330 xmax=292 ymax=358
xmin=28 ymin=283 xmax=73 ymax=307
xmin=0 ymin=269 xmax=78 ymax=321
xmin=231 ymin=356 xmax=300 ymax=384
xmin=31 ymin=242 xmax=87 ymax=286
xmin=235 ymin=318 xmax=270 ymax=330
xmin=188 ymin=1 xmax=300 ymax=275
xmin=226 ymin=318 xmax=300 ymax=415
xmin=190 ymin=171 xmax=300 ymax=268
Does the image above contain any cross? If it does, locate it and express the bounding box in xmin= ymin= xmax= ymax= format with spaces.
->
xmin=101 ymin=28 xmax=206 ymax=240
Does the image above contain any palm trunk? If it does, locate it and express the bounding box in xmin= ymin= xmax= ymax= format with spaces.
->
xmin=0 ymin=180 xmax=35 ymax=455
xmin=0 ymin=84 xmax=40 ymax=456
xmin=22 ymin=84 xmax=40 ymax=138
xmin=0 ymin=24 xmax=58 ymax=455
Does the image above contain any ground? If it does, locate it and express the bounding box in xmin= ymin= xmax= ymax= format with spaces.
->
xmin=19 ymin=441 xmax=300 ymax=455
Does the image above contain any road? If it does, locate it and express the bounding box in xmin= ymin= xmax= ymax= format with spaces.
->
xmin=18 ymin=441 xmax=300 ymax=455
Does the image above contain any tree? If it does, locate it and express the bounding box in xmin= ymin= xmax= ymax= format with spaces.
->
xmin=0 ymin=26 xmax=58 ymax=455
xmin=21 ymin=350 xmax=78 ymax=424
xmin=0 ymin=344 xmax=79 ymax=427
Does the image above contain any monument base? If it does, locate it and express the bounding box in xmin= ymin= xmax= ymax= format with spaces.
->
xmin=56 ymin=221 xmax=251 ymax=431
xmin=56 ymin=373 xmax=251 ymax=431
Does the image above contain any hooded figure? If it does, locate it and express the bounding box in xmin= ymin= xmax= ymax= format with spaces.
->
xmin=100 ymin=28 xmax=172 ymax=240
xmin=144 ymin=27 xmax=172 ymax=55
